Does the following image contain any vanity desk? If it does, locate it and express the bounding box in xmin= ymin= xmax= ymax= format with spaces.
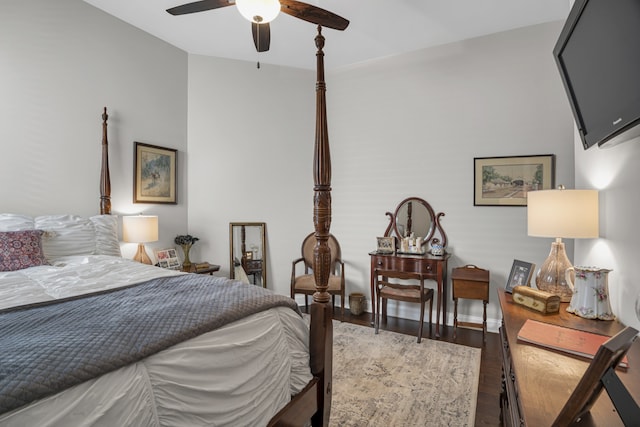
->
xmin=369 ymin=251 xmax=450 ymax=337
xmin=498 ymin=288 xmax=640 ymax=426
xmin=371 ymin=197 xmax=449 ymax=337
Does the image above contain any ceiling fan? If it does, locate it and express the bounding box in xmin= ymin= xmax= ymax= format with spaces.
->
xmin=166 ymin=0 xmax=349 ymax=53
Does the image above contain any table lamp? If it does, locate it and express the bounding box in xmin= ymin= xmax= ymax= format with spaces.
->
xmin=527 ymin=187 xmax=599 ymax=302
xmin=123 ymin=215 xmax=158 ymax=265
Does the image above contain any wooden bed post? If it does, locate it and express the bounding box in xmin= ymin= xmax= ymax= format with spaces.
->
xmin=310 ymin=25 xmax=333 ymax=427
xmin=100 ymin=107 xmax=112 ymax=215
xmin=267 ymin=27 xmax=337 ymax=427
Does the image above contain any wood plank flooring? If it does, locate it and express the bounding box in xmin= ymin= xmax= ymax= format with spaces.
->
xmin=317 ymin=308 xmax=502 ymax=427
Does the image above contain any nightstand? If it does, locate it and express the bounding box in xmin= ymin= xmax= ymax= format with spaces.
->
xmin=182 ymin=262 xmax=220 ymax=275
xmin=242 ymin=258 xmax=263 ymax=284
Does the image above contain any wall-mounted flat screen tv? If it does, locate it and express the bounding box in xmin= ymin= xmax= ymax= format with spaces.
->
xmin=553 ymin=0 xmax=640 ymax=149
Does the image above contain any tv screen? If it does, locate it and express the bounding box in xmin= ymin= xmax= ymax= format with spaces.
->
xmin=553 ymin=0 xmax=640 ymax=149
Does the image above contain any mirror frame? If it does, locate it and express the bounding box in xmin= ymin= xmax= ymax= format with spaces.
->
xmin=383 ymin=197 xmax=447 ymax=251
xmin=229 ymin=222 xmax=267 ymax=288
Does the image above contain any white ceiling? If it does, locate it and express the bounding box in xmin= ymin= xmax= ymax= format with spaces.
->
xmin=83 ymin=0 xmax=570 ymax=71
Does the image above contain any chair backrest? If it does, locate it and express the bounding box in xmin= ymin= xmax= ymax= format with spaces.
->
xmin=301 ymin=232 xmax=341 ymax=273
xmin=374 ymin=269 xmax=423 ymax=291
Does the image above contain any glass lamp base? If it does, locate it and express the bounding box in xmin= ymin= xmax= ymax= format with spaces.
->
xmin=535 ymin=239 xmax=574 ymax=302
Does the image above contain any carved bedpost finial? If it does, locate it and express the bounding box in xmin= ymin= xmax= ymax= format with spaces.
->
xmin=100 ymin=107 xmax=112 ymax=215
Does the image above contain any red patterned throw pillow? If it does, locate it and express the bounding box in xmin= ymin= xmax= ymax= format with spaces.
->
xmin=0 ymin=230 xmax=48 ymax=271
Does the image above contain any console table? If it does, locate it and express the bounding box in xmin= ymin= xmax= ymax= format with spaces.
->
xmin=370 ymin=251 xmax=450 ymax=337
xmin=498 ymin=288 xmax=640 ymax=426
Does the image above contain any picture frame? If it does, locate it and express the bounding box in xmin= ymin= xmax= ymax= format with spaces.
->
xmin=134 ymin=142 xmax=177 ymax=204
xmin=155 ymin=248 xmax=181 ymax=270
xmin=376 ymin=236 xmax=395 ymax=254
xmin=474 ymin=154 xmax=555 ymax=206
xmin=505 ymin=259 xmax=536 ymax=293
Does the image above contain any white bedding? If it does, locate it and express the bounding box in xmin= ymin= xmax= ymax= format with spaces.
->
xmin=0 ymin=256 xmax=312 ymax=426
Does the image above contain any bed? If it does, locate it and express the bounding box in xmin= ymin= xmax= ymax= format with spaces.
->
xmin=0 ymin=26 xmax=336 ymax=427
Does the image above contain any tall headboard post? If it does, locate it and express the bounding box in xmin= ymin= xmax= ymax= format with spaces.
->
xmin=310 ymin=25 xmax=334 ymax=426
xmin=100 ymin=107 xmax=112 ymax=215
xmin=312 ymin=26 xmax=332 ymax=305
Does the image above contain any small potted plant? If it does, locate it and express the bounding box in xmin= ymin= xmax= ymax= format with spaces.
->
xmin=175 ymin=234 xmax=199 ymax=269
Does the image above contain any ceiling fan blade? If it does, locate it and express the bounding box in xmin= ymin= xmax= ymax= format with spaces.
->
xmin=279 ymin=0 xmax=349 ymax=31
xmin=252 ymin=22 xmax=271 ymax=52
xmin=166 ymin=0 xmax=234 ymax=16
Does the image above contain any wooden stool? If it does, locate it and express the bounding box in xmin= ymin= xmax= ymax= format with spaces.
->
xmin=452 ymin=264 xmax=490 ymax=342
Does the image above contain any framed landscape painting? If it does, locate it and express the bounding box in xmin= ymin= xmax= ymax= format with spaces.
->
xmin=474 ymin=154 xmax=555 ymax=206
xmin=134 ymin=142 xmax=177 ymax=204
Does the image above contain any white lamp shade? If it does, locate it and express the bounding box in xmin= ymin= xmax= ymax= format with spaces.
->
xmin=236 ymin=0 xmax=281 ymax=23
xmin=123 ymin=215 xmax=158 ymax=243
xmin=527 ymin=189 xmax=599 ymax=239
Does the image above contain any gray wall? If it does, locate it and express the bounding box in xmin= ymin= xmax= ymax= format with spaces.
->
xmin=0 ymin=0 xmax=188 ymax=257
xmin=574 ymin=133 xmax=640 ymax=330
xmin=187 ymin=21 xmax=575 ymax=331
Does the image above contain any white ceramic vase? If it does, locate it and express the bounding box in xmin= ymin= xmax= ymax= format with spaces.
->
xmin=565 ymin=266 xmax=614 ymax=320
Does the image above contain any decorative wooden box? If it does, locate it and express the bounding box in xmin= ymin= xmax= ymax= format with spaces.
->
xmin=512 ymin=285 xmax=560 ymax=315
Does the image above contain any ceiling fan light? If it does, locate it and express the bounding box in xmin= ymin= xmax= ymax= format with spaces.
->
xmin=236 ymin=0 xmax=281 ymax=24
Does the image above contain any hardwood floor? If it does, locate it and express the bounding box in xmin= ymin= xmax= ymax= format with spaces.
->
xmin=319 ymin=308 xmax=502 ymax=427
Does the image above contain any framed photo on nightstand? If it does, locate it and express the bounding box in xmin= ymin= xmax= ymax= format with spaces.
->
xmin=156 ymin=248 xmax=181 ymax=269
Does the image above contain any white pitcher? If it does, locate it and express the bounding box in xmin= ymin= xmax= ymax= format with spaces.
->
xmin=565 ymin=266 xmax=614 ymax=320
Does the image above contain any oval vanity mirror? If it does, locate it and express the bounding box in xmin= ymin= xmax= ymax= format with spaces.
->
xmin=394 ymin=197 xmax=434 ymax=240
xmin=229 ymin=222 xmax=267 ymax=288
xmin=384 ymin=197 xmax=447 ymax=253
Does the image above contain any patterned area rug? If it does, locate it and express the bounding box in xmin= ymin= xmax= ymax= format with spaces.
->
xmin=327 ymin=320 xmax=481 ymax=427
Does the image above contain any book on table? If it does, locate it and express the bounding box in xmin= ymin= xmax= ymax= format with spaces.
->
xmin=517 ymin=319 xmax=629 ymax=369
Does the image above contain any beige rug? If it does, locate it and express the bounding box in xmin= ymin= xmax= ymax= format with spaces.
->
xmin=326 ymin=320 xmax=481 ymax=427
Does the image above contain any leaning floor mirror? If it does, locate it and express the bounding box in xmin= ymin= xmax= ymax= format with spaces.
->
xmin=229 ymin=222 xmax=267 ymax=288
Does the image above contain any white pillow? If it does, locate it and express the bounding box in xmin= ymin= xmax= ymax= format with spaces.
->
xmin=90 ymin=215 xmax=122 ymax=257
xmin=0 ymin=214 xmax=34 ymax=231
xmin=35 ymin=214 xmax=97 ymax=261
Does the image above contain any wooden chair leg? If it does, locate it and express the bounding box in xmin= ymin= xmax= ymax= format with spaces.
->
xmin=482 ymin=300 xmax=487 ymax=343
xmin=304 ymin=295 xmax=309 ymax=312
xmin=374 ymin=292 xmax=381 ymax=335
xmin=453 ymin=298 xmax=458 ymax=340
xmin=428 ymin=295 xmax=433 ymax=338
xmin=418 ymin=300 xmax=425 ymax=343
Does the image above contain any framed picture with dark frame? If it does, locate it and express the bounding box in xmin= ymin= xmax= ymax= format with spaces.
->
xmin=134 ymin=142 xmax=177 ymax=204
xmin=505 ymin=259 xmax=536 ymax=293
xmin=474 ymin=154 xmax=555 ymax=206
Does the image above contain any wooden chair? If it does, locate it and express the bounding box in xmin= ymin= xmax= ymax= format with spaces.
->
xmin=374 ymin=269 xmax=434 ymax=343
xmin=291 ymin=233 xmax=345 ymax=319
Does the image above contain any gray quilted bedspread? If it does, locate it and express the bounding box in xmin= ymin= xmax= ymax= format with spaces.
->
xmin=0 ymin=274 xmax=300 ymax=414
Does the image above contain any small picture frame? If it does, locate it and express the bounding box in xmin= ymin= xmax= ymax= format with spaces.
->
xmin=376 ymin=236 xmax=395 ymax=254
xmin=156 ymin=248 xmax=181 ymax=270
xmin=506 ymin=259 xmax=536 ymax=293
xmin=245 ymin=251 xmax=253 ymax=260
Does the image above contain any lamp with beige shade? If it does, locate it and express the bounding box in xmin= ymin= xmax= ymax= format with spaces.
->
xmin=527 ymin=187 xmax=599 ymax=302
xmin=123 ymin=215 xmax=159 ymax=265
